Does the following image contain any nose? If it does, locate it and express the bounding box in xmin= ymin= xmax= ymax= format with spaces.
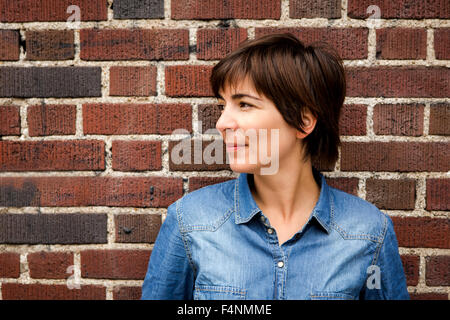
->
xmin=215 ymin=105 xmax=239 ymax=135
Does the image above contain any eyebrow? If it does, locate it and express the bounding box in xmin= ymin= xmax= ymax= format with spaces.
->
xmin=216 ymin=93 xmax=262 ymax=101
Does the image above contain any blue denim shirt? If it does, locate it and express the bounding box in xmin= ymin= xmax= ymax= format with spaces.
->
xmin=141 ymin=167 xmax=409 ymax=300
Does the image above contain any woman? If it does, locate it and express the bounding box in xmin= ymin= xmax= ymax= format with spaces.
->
xmin=141 ymin=33 xmax=409 ymax=300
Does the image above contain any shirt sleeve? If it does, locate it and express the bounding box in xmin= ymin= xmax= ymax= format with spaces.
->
xmin=362 ymin=213 xmax=410 ymax=300
xmin=141 ymin=200 xmax=195 ymax=300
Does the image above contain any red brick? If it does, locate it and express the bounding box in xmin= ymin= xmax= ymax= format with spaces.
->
xmin=0 ymin=252 xmax=20 ymax=278
xmin=0 ymin=105 xmax=20 ymax=135
xmin=115 ymin=214 xmax=162 ymax=243
xmin=112 ymin=140 xmax=162 ymax=172
xmin=429 ymin=103 xmax=450 ymax=136
xmin=340 ymin=142 xmax=449 ymax=172
xmin=347 ymin=0 xmax=449 ymax=19
xmin=256 ymin=28 xmax=368 ymax=60
xmin=0 ymin=0 xmax=107 ymax=22
xmin=410 ymin=293 xmax=449 ymax=300
xmin=373 ymin=104 xmax=424 ymax=136
xmin=339 ymin=104 xmax=367 ymax=136
xmin=401 ymin=255 xmax=420 ymax=286
xmin=197 ymin=28 xmax=248 ymax=60
xmin=325 ymin=177 xmax=359 ymax=196
xmin=426 ymin=256 xmax=450 ymax=286
xmin=0 ymin=176 xmax=183 ymax=208
xmin=376 ymin=28 xmax=427 ymax=60
xmin=109 ymin=66 xmax=157 ymax=96
xmin=81 ymin=250 xmax=151 ymax=280
xmin=346 ymin=67 xmax=449 ymax=98
xmin=426 ymin=179 xmax=449 ymax=211
xmin=25 ymin=30 xmax=74 ymax=60
xmin=366 ymin=179 xmax=416 ymax=210
xmin=0 ymin=140 xmax=104 ymax=171
xmin=171 ymin=0 xmax=281 ymax=20
xmin=165 ymin=65 xmax=214 ymax=97
xmin=290 ymin=0 xmax=341 ymax=18
xmin=28 ymin=251 xmax=73 ymax=279
xmin=188 ymin=176 xmax=235 ymax=192
xmin=1 ymin=283 xmax=106 ymax=300
xmin=80 ymin=29 xmax=189 ymax=61
xmin=0 ymin=29 xmax=19 ymax=60
xmin=113 ymin=286 xmax=142 ymax=300
xmin=434 ymin=28 xmax=450 ymax=60
xmin=27 ymin=104 xmax=76 ymax=136
xmin=391 ymin=217 xmax=449 ymax=249
xmin=198 ymin=104 xmax=222 ymax=134
xmin=83 ymin=103 xmax=192 ymax=135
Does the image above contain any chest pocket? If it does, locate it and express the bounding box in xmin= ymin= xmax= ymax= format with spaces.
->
xmin=310 ymin=291 xmax=357 ymax=300
xmin=194 ymin=285 xmax=247 ymax=300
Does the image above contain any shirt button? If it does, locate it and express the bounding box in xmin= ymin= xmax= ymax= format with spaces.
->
xmin=267 ymin=228 xmax=274 ymax=234
xmin=277 ymin=261 xmax=284 ymax=268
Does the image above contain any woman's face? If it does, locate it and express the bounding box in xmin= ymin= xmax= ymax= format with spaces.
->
xmin=215 ymin=77 xmax=305 ymax=175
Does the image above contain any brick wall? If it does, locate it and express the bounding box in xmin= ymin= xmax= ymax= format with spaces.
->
xmin=0 ymin=0 xmax=448 ymax=300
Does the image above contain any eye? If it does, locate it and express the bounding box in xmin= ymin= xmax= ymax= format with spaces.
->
xmin=239 ymin=102 xmax=253 ymax=109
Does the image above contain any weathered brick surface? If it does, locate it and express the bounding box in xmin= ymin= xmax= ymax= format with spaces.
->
xmin=0 ymin=214 xmax=107 ymax=244
xmin=28 ymin=252 xmax=74 ymax=279
xmin=0 ymin=67 xmax=102 ymax=98
xmin=0 ymin=140 xmax=105 ymax=171
xmin=429 ymin=103 xmax=450 ymax=136
xmin=27 ymin=104 xmax=77 ymax=136
xmin=0 ymin=105 xmax=20 ymax=135
xmin=376 ymin=28 xmax=427 ymax=60
xmin=426 ymin=256 xmax=450 ymax=286
xmin=188 ymin=176 xmax=235 ymax=192
xmin=198 ymin=103 xmax=223 ymax=134
xmin=339 ymin=104 xmax=367 ymax=136
xmin=109 ymin=66 xmax=157 ymax=96
xmin=112 ymin=140 xmax=162 ymax=171
xmin=434 ymin=28 xmax=450 ymax=60
xmin=366 ymin=179 xmax=416 ymax=210
xmin=81 ymin=250 xmax=151 ymax=280
xmin=401 ymin=255 xmax=420 ymax=286
xmin=80 ymin=29 xmax=189 ymax=61
xmin=290 ymin=0 xmax=341 ymax=18
xmin=197 ymin=28 xmax=248 ymax=60
xmin=0 ymin=29 xmax=19 ymax=60
xmin=1 ymin=283 xmax=106 ymax=300
xmin=115 ymin=213 xmax=162 ymax=243
xmin=373 ymin=104 xmax=424 ymax=136
xmin=0 ymin=176 xmax=183 ymax=208
xmin=113 ymin=286 xmax=142 ymax=300
xmin=410 ymin=293 xmax=449 ymax=300
xmin=426 ymin=179 xmax=449 ymax=211
xmin=113 ymin=0 xmax=164 ymax=19
xmin=325 ymin=177 xmax=359 ymax=196
xmin=165 ymin=65 xmax=214 ymax=97
xmin=83 ymin=103 xmax=192 ymax=135
xmin=25 ymin=30 xmax=74 ymax=60
xmin=0 ymin=252 xmax=20 ymax=278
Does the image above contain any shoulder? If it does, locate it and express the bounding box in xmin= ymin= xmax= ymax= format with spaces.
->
xmin=173 ymin=178 xmax=237 ymax=232
xmin=328 ymin=186 xmax=390 ymax=243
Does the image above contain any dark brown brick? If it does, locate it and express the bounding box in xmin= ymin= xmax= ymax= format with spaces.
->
xmin=0 ymin=0 xmax=107 ymax=22
xmin=0 ymin=176 xmax=183 ymax=208
xmin=0 ymin=67 xmax=101 ymax=98
xmin=366 ymin=179 xmax=416 ymax=210
xmin=429 ymin=103 xmax=450 ymax=136
xmin=373 ymin=104 xmax=424 ymax=136
xmin=426 ymin=179 xmax=449 ymax=211
xmin=0 ymin=140 xmax=105 ymax=171
xmin=0 ymin=252 xmax=20 ymax=278
xmin=112 ymin=140 xmax=162 ymax=172
xmin=0 ymin=214 xmax=107 ymax=244
xmin=81 ymin=250 xmax=151 ymax=280
xmin=410 ymin=292 xmax=449 ymax=300
xmin=109 ymin=66 xmax=157 ymax=96
xmin=198 ymin=104 xmax=222 ymax=134
xmin=113 ymin=0 xmax=164 ymax=19
xmin=426 ymin=256 xmax=450 ymax=286
xmin=339 ymin=104 xmax=367 ymax=136
xmin=340 ymin=142 xmax=450 ymax=172
xmin=434 ymin=28 xmax=450 ymax=60
xmin=197 ymin=28 xmax=247 ymax=60
xmin=347 ymin=0 xmax=450 ymax=19
xmin=290 ymin=0 xmax=341 ymax=18
xmin=376 ymin=28 xmax=427 ymax=60
xmin=80 ymin=29 xmax=189 ymax=61
xmin=25 ymin=30 xmax=74 ymax=60
xmin=27 ymin=104 xmax=76 ymax=136
xmin=115 ymin=213 xmax=162 ymax=243
xmin=171 ymin=0 xmax=281 ymax=20
xmin=0 ymin=29 xmax=19 ymax=60
xmin=256 ymin=28 xmax=368 ymax=60
xmin=1 ymin=283 xmax=106 ymax=300
xmin=346 ymin=67 xmax=449 ymax=98
xmin=28 ymin=251 xmax=73 ymax=279
xmin=325 ymin=177 xmax=359 ymax=196
xmin=83 ymin=103 xmax=192 ymax=135
xmin=165 ymin=65 xmax=214 ymax=97
xmin=188 ymin=176 xmax=235 ymax=192
xmin=401 ymin=255 xmax=420 ymax=286
xmin=113 ymin=286 xmax=142 ymax=300
xmin=0 ymin=105 xmax=20 ymax=135
xmin=391 ymin=217 xmax=449 ymax=249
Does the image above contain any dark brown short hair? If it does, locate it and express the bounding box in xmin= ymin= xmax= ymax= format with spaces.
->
xmin=210 ymin=33 xmax=346 ymax=168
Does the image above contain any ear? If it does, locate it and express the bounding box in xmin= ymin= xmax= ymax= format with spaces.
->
xmin=296 ymin=110 xmax=317 ymax=139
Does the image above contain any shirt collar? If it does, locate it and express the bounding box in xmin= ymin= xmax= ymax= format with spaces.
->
xmin=233 ymin=166 xmax=332 ymax=234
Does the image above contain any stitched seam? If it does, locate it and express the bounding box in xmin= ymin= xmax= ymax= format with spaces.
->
xmin=195 ymin=288 xmax=246 ymax=295
xmin=176 ymin=198 xmax=197 ymax=275
xmin=371 ymin=212 xmax=388 ymax=265
xmin=311 ymin=295 xmax=355 ymax=300
xmin=235 ymin=178 xmax=239 ymax=221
